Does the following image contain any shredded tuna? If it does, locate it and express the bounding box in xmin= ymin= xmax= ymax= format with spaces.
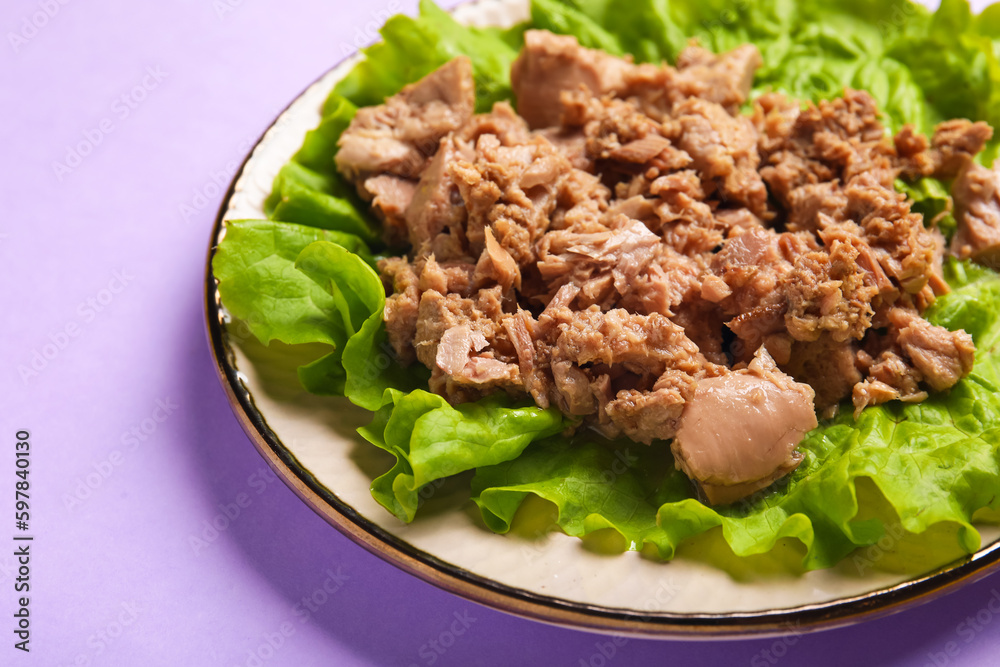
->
xmin=952 ymin=161 xmax=1000 ymax=264
xmin=336 ymin=56 xmax=474 ymax=182
xmin=333 ymin=33 xmax=984 ymax=505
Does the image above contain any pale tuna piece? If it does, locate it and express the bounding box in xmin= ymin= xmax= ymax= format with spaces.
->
xmin=364 ymin=175 xmax=417 ymax=245
xmin=951 ymin=161 xmax=1000 ymax=265
xmin=510 ymin=30 xmax=629 ymax=129
xmin=473 ymin=227 xmax=522 ymax=292
xmin=672 ymin=348 xmax=818 ymax=505
xmin=404 ymin=135 xmax=474 ymax=250
xmin=670 ymin=43 xmax=762 ymax=112
xmin=889 ymin=308 xmax=975 ymax=392
xmin=335 ymin=57 xmax=475 ymax=181
xmin=435 ymin=324 xmax=489 ymax=376
xmin=434 ymin=323 xmax=520 ymax=388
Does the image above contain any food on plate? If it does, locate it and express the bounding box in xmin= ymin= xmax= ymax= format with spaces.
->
xmin=214 ymin=0 xmax=1000 ymax=570
xmin=332 ymin=30 xmax=985 ymax=504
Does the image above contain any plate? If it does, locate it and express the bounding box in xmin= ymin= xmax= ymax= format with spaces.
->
xmin=203 ymin=0 xmax=1000 ymax=638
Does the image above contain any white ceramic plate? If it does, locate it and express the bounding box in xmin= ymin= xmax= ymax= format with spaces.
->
xmin=204 ymin=0 xmax=1000 ymax=637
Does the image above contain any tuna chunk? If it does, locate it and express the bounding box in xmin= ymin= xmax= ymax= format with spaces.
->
xmin=672 ymin=348 xmax=817 ymax=505
xmin=551 ymin=307 xmax=706 ymax=378
xmin=503 ymin=311 xmax=549 ymax=408
xmin=511 ymin=30 xmax=761 ymax=129
xmin=451 ymin=133 xmax=573 ymax=265
xmin=364 ymin=175 xmax=417 ymax=245
xmin=510 ymin=30 xmax=629 ymax=129
xmin=929 ymin=120 xmax=993 ymax=178
xmin=436 ymin=322 xmax=520 ymax=389
xmin=605 ymin=383 xmax=690 ymax=444
xmin=784 ymin=228 xmax=881 ymax=343
xmin=380 ymin=257 xmax=421 ymax=363
xmin=473 ymin=227 xmax=522 ymax=292
xmin=335 ymin=57 xmax=475 ymax=181
xmin=897 ymin=120 xmax=993 ymax=179
xmin=436 ymin=324 xmax=489 ymax=375
xmin=784 ymin=336 xmax=863 ymax=414
xmin=890 ymin=308 xmax=975 ymax=392
xmin=537 ymin=215 xmax=661 ymax=304
xmin=567 ymin=94 xmax=691 ymax=174
xmin=761 ymin=89 xmax=896 ymax=208
xmin=668 ymin=98 xmax=769 ymax=218
xmin=671 ymin=44 xmax=762 ymax=113
xmin=413 ymin=289 xmax=503 ymax=371
xmin=404 ymin=135 xmax=474 ymax=253
xmin=951 ymin=161 xmax=1000 ymax=264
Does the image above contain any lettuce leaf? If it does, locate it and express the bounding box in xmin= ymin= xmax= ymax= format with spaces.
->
xmin=213 ymin=220 xmax=422 ymax=407
xmin=214 ymin=0 xmax=1000 ymax=570
xmin=361 ymin=390 xmax=566 ymax=522
xmin=333 ymin=0 xmax=518 ymax=112
xmin=213 ymin=220 xmax=367 ymax=348
xmin=294 ymin=240 xmax=426 ymax=408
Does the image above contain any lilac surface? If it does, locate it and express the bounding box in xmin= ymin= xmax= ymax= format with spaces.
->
xmin=4 ymin=0 xmax=1000 ymax=665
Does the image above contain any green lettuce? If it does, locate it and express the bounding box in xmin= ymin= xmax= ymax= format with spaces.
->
xmin=213 ymin=0 xmax=1000 ymax=570
xmin=361 ymin=390 xmax=566 ymax=522
xmin=214 ymin=219 xmax=371 ymax=348
xmin=213 ymin=219 xmax=422 ymax=407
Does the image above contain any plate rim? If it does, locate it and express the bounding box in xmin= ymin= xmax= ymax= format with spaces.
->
xmin=200 ymin=0 xmax=1000 ymax=639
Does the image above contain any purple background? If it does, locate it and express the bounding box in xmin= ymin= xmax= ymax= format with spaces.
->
xmin=4 ymin=0 xmax=1000 ymax=665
